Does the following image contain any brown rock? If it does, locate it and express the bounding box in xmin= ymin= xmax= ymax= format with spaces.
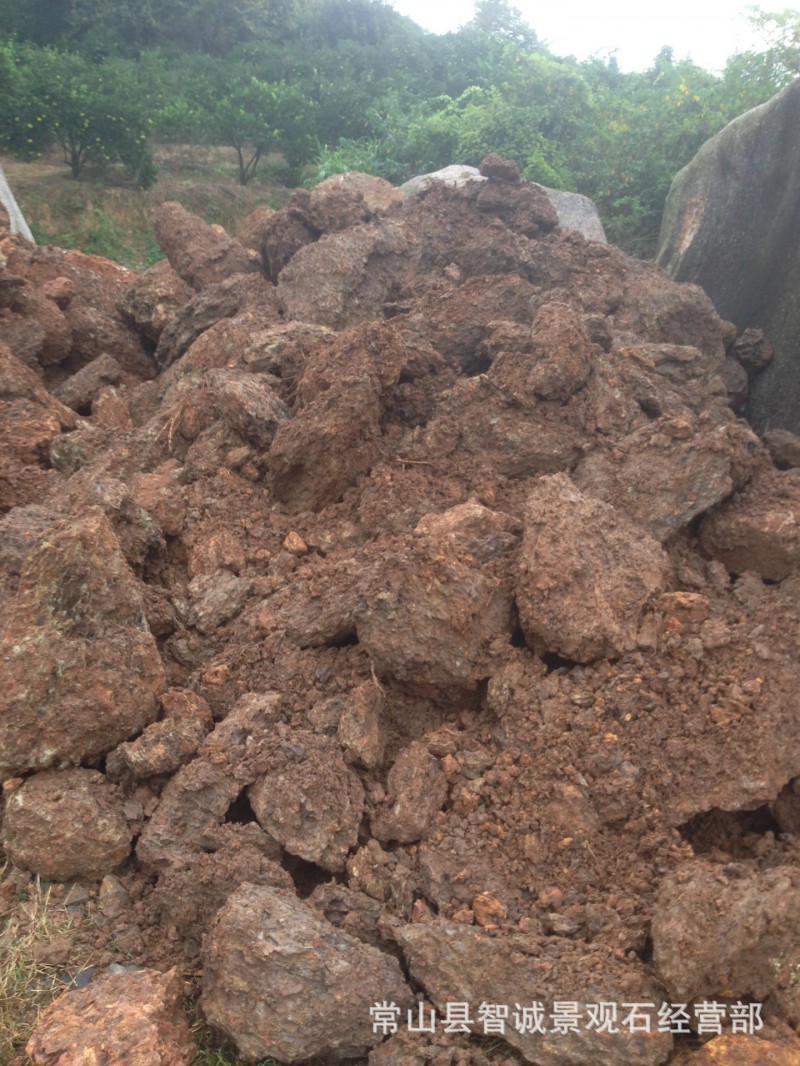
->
xmin=277 ymin=220 xmax=409 ymax=328
xmin=188 ymin=570 xmax=252 ymax=633
xmin=261 ymin=211 xmax=314 ymax=283
xmin=152 ymin=828 xmax=292 ymax=957
xmin=9 ymin=246 xmax=154 ymax=376
xmin=404 ymin=273 xmax=537 ymax=373
xmin=398 ymin=920 xmax=672 ymax=1065
xmin=118 ymin=259 xmax=193 ymax=342
xmin=3 ymin=769 xmax=131 ymax=881
xmin=488 ymin=301 xmax=595 ymax=402
xmin=248 ymin=728 xmax=364 ymax=871
xmin=106 ymin=716 xmax=210 ymax=780
xmin=338 ymin=681 xmax=387 ymax=769
xmin=414 ymin=500 xmax=521 ymax=561
xmin=699 ymin=468 xmax=800 ymax=580
xmin=516 ymin=474 xmax=670 ymax=662
xmin=130 ymin=460 xmax=187 ymax=537
xmin=652 ymin=860 xmax=800 ymax=1002
xmin=154 ymin=201 xmax=261 ymax=291
xmin=764 ymin=428 xmax=800 ymax=470
xmin=268 ymin=322 xmax=409 ymax=510
xmin=53 ymin=353 xmax=123 ymax=411
xmin=201 ymin=884 xmax=413 ymax=1063
xmin=371 ymin=741 xmax=448 ymax=844
xmin=575 ymin=416 xmax=761 ymax=541
xmin=684 ymin=1034 xmax=800 ymax=1065
xmin=235 ymin=203 xmax=276 ymax=252
xmin=26 ymin=967 xmax=194 ymax=1065
xmin=0 ymin=509 xmax=165 ymax=774
xmin=357 ymin=533 xmax=513 ymax=696
xmin=479 ymin=153 xmax=521 ymax=183
xmin=154 ymin=272 xmax=279 ymax=370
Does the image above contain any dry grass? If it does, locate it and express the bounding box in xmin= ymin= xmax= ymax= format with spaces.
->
xmin=0 ymin=869 xmax=97 ymax=1063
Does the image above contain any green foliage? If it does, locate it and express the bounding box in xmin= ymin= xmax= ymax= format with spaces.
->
xmin=1 ymin=0 xmax=796 ymax=255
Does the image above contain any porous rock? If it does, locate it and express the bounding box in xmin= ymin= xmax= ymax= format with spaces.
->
xmin=26 ymin=967 xmax=194 ymax=1066
xmin=277 ymin=220 xmax=409 ymax=328
xmin=516 ymin=473 xmax=670 ymax=661
xmin=398 ymin=920 xmax=672 ymax=1065
xmin=248 ymin=728 xmax=364 ymax=871
xmin=371 ymin=740 xmax=448 ymax=843
xmin=575 ymin=415 xmax=762 ymax=542
xmin=357 ymin=533 xmax=513 ymax=696
xmin=201 ymin=884 xmax=413 ymax=1063
xmin=118 ymin=258 xmax=194 ymax=342
xmin=154 ymin=201 xmax=260 ymax=291
xmin=0 ymin=509 xmax=165 ymax=774
xmin=268 ymin=322 xmax=409 ymax=510
xmin=652 ymin=860 xmax=800 ymax=1002
xmin=699 ymin=467 xmax=800 ymax=580
xmin=3 ymin=769 xmax=131 ymax=881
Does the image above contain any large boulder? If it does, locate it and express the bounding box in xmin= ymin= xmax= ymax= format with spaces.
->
xmin=657 ymin=77 xmax=800 ymax=432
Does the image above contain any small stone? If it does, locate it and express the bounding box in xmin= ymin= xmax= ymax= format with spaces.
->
xmin=472 ymin=892 xmax=508 ymax=927
xmin=283 ymin=530 xmax=309 ymax=555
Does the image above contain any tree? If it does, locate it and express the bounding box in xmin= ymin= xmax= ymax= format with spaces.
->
xmin=9 ymin=48 xmax=158 ymax=185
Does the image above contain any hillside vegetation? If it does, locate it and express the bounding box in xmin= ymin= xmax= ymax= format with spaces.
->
xmin=1 ymin=0 xmax=800 ymax=257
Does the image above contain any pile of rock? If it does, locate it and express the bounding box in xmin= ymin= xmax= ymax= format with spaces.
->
xmin=2 ymin=154 xmax=800 ymax=1066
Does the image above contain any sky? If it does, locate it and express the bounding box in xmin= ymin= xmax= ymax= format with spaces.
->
xmin=388 ymin=0 xmax=790 ymax=72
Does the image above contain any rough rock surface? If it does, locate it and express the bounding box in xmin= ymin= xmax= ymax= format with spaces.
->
xmin=658 ymin=78 xmax=800 ymax=432
xmin=398 ymin=919 xmax=673 ymax=1065
xmin=26 ymin=968 xmax=194 ymax=1065
xmin=154 ymin=201 xmax=261 ymax=290
xmin=699 ymin=467 xmax=800 ymax=580
xmin=652 ymin=860 xmax=800 ymax=1002
xmin=0 ymin=509 xmax=165 ymax=774
xmin=201 ymin=884 xmax=413 ymax=1063
xmin=516 ymin=473 xmax=670 ymax=661
xmin=3 ymin=769 xmax=132 ymax=881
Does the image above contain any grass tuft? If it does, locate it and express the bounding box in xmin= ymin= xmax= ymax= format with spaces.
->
xmin=0 ymin=869 xmax=97 ymax=1062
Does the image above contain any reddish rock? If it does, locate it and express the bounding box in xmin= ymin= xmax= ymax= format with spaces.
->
xmin=154 ymin=201 xmax=261 ymax=291
xmin=0 ymin=510 xmax=165 ymax=774
xmin=683 ymin=1034 xmax=800 ymax=1065
xmin=118 ymin=258 xmax=194 ymax=342
xmin=248 ymin=728 xmax=364 ymax=872
xmin=488 ymin=301 xmax=595 ymax=402
xmin=235 ymin=203 xmax=277 ymax=252
xmin=398 ymin=920 xmax=672 ymax=1065
xmin=764 ymin=428 xmax=800 ymax=470
xmin=338 ymin=681 xmax=387 ymax=769
xmin=652 ymin=861 xmax=800 ymax=1003
xmin=403 ymin=273 xmax=537 ymax=374
xmin=136 ymin=692 xmax=283 ymax=870
xmin=277 ymin=220 xmax=409 ymax=328
xmin=476 ymin=175 xmax=559 ymax=238
xmin=371 ymin=740 xmax=448 ymax=843
xmin=0 ymin=276 xmax=72 ymax=366
xmin=268 ymin=322 xmax=409 ymax=510
xmin=154 ymin=271 xmax=279 ymax=370
xmin=54 ymin=353 xmax=123 ymax=411
xmin=357 ymin=533 xmax=513 ymax=696
xmin=575 ymin=415 xmax=762 ymax=541
xmin=106 ymin=716 xmax=210 ymax=779
xmin=7 ymin=245 xmax=154 ymax=376
xmin=261 ymin=211 xmax=315 ymax=283
xmin=414 ymin=500 xmax=521 ymax=561
xmin=516 ymin=473 xmax=670 ymax=661
xmin=26 ymin=967 xmax=194 ymax=1065
xmin=152 ymin=828 xmax=292 ymax=958
xmin=201 ymin=884 xmax=413 ymax=1063
xmin=699 ymin=467 xmax=800 ymax=580
xmin=129 ymin=460 xmax=187 ymax=537
xmin=3 ymin=769 xmax=131 ymax=881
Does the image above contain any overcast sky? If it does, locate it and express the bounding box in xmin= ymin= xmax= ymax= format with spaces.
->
xmin=388 ymin=0 xmax=789 ymax=72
